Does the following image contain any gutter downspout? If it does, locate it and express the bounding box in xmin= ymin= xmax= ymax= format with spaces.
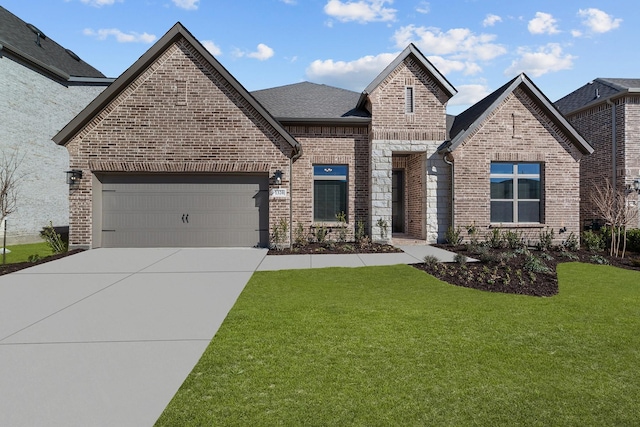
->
xmin=443 ymin=151 xmax=455 ymax=232
xmin=289 ymin=146 xmax=303 ymax=247
xmin=606 ymin=99 xmax=617 ymax=190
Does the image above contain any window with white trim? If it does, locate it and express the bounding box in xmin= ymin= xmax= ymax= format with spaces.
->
xmin=314 ymin=165 xmax=348 ymax=222
xmin=490 ymin=163 xmax=541 ymax=223
xmin=405 ymin=86 xmax=414 ymax=114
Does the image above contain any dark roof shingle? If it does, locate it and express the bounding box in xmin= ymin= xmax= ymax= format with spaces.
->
xmin=555 ymin=78 xmax=640 ymax=115
xmin=252 ymin=82 xmax=369 ymax=121
xmin=0 ymin=6 xmax=105 ymax=79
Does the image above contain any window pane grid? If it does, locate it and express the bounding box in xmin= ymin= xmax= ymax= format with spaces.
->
xmin=490 ymin=162 xmax=541 ymax=224
xmin=314 ymin=165 xmax=348 ymax=222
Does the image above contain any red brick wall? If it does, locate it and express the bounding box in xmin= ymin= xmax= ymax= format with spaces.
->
xmin=451 ymin=87 xmax=584 ymax=243
xmin=65 ymin=37 xmax=292 ymax=247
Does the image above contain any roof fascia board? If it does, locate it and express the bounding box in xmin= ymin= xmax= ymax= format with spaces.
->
xmin=53 ymin=23 xmax=301 ymax=156
xmin=0 ymin=41 xmax=70 ymax=81
xmin=444 ymin=74 xmax=593 ymax=155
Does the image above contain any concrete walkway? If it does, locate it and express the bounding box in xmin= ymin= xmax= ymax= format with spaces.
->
xmin=257 ymin=244 xmax=459 ymax=271
xmin=0 ymin=244 xmax=458 ymax=427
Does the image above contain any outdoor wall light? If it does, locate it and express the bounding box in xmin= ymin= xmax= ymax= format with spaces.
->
xmin=633 ymin=178 xmax=640 ymax=193
xmin=65 ymin=169 xmax=83 ymax=185
xmin=273 ymin=170 xmax=283 ymax=185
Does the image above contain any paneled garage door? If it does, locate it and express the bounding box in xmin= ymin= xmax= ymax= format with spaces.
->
xmin=99 ymin=174 xmax=269 ymax=248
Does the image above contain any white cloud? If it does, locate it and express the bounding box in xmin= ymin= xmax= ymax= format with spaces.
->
xmin=234 ymin=44 xmax=275 ymax=61
xmin=416 ymin=1 xmax=430 ymax=14
xmin=427 ymin=56 xmax=482 ymax=76
xmin=280 ymin=0 xmax=297 ymax=4
xmin=306 ymin=52 xmax=397 ymax=90
xmin=449 ymin=84 xmax=491 ymax=106
xmin=80 ymin=0 xmax=121 ymax=6
xmin=528 ymin=12 xmax=560 ymax=35
xmin=324 ymin=0 xmax=396 ymax=23
xmin=505 ymin=43 xmax=575 ymax=77
xmin=482 ymin=14 xmax=502 ymax=27
xmin=172 ymin=0 xmax=199 ymax=10
xmin=83 ymin=28 xmax=157 ymax=43
xmin=571 ymin=29 xmax=582 ymax=38
xmin=202 ymin=40 xmax=222 ymax=56
xmin=578 ymin=8 xmax=622 ymax=34
xmin=393 ymin=25 xmax=506 ymax=61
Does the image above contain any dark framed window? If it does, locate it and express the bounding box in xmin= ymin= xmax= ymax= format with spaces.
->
xmin=490 ymin=163 xmax=541 ymax=223
xmin=314 ymin=165 xmax=347 ymax=222
xmin=405 ymin=86 xmax=414 ymax=114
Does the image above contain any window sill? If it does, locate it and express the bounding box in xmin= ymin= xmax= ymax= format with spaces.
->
xmin=312 ymin=222 xmax=348 ymax=228
xmin=489 ymin=223 xmax=545 ymax=229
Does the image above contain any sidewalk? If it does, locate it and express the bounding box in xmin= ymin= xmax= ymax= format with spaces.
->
xmin=257 ymin=244 xmax=460 ymax=271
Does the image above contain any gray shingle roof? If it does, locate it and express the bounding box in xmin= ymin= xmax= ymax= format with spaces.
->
xmin=555 ymin=78 xmax=640 ymax=115
xmin=0 ymin=5 xmax=105 ymax=79
xmin=252 ymin=82 xmax=370 ymax=122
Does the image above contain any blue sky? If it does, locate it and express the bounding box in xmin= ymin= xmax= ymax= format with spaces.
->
xmin=3 ymin=0 xmax=636 ymax=113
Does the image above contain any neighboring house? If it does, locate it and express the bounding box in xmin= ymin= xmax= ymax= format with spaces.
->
xmin=53 ymin=23 xmax=591 ymax=249
xmin=0 ymin=6 xmax=112 ymax=243
xmin=555 ymin=78 xmax=640 ymax=229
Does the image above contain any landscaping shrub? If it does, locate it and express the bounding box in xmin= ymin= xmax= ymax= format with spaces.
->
xmin=537 ymin=227 xmax=554 ymax=251
xmin=562 ymin=232 xmax=580 ymax=252
xmin=444 ymin=226 xmax=462 ymax=246
xmin=40 ymin=222 xmax=67 ymax=254
xmin=581 ymin=230 xmax=605 ymax=252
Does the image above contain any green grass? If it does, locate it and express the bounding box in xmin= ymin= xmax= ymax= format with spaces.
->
xmin=156 ymin=263 xmax=640 ymax=426
xmin=1 ymin=242 xmax=53 ymax=264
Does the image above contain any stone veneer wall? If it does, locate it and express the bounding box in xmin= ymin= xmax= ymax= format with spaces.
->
xmin=368 ymin=56 xmax=450 ymax=243
xmin=65 ymin=37 xmax=292 ymax=248
xmin=452 ymin=88 xmax=584 ymax=243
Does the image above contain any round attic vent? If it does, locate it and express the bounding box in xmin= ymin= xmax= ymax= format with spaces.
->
xmin=26 ymin=23 xmax=46 ymax=40
xmin=65 ymin=49 xmax=81 ymax=61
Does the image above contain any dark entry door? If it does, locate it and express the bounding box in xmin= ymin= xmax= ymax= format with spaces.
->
xmin=392 ymin=170 xmax=404 ymax=233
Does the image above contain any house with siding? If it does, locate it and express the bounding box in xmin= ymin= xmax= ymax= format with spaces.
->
xmin=0 ymin=6 xmax=113 ymax=243
xmin=53 ymin=22 xmax=592 ymax=249
xmin=555 ymin=79 xmax=640 ymax=229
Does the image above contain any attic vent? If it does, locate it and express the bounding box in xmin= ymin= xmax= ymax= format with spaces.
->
xmin=65 ymin=49 xmax=81 ymax=61
xmin=26 ymin=23 xmax=46 ymax=47
xmin=595 ymin=88 xmax=600 ymax=99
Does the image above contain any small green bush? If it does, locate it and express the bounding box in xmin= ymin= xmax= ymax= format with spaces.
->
xmin=40 ymin=222 xmax=67 ymax=254
xmin=423 ymin=255 xmax=440 ymax=268
xmin=524 ymin=253 xmax=550 ymax=273
xmin=503 ymin=230 xmax=525 ymax=249
xmin=581 ymin=230 xmax=605 ymax=252
xmin=444 ymin=226 xmax=463 ymax=246
xmin=537 ymin=227 xmax=554 ymax=251
xmin=487 ymin=228 xmax=504 ymax=249
xmin=590 ymin=254 xmax=610 ymax=265
xmin=562 ymin=232 xmax=580 ymax=252
xmin=453 ymin=253 xmax=468 ymax=266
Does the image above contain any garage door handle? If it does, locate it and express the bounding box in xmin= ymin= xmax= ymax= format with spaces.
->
xmin=181 ymin=214 xmax=189 ymax=224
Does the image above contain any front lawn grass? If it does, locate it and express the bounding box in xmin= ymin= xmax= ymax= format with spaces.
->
xmin=156 ymin=263 xmax=640 ymax=426
xmin=1 ymin=242 xmax=53 ymax=264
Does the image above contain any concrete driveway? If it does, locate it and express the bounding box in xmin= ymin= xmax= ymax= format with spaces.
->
xmin=0 ymin=247 xmax=267 ymax=427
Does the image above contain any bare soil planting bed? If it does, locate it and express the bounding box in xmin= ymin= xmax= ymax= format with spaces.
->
xmin=413 ymin=244 xmax=640 ymax=297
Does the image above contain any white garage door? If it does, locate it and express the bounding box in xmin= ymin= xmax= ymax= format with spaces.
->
xmin=100 ymin=174 xmax=269 ymax=248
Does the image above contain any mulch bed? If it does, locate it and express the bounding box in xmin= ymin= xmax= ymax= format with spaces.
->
xmin=412 ymin=244 xmax=640 ymax=297
xmin=268 ymin=241 xmax=403 ymax=255
xmin=0 ymin=249 xmax=84 ymax=276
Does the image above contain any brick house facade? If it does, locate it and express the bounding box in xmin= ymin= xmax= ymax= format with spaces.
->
xmin=54 ymin=23 xmax=591 ymax=249
xmin=556 ymin=79 xmax=640 ymax=229
xmin=0 ymin=6 xmax=112 ymax=243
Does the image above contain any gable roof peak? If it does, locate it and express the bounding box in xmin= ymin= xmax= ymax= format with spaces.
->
xmin=443 ymin=73 xmax=592 ymax=155
xmin=53 ymin=21 xmax=301 ymax=157
xmin=360 ymin=44 xmax=457 ymax=102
